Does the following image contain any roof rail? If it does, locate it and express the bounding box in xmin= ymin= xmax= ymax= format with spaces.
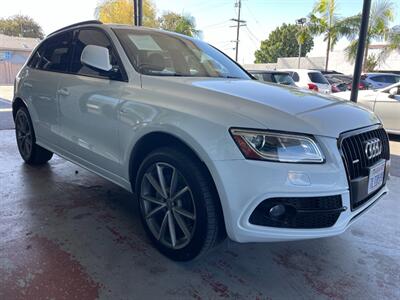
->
xmin=48 ymin=20 xmax=103 ymax=37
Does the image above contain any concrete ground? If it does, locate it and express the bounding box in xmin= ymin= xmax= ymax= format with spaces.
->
xmin=0 ymin=129 xmax=399 ymax=299
xmin=0 ymin=85 xmax=13 ymax=102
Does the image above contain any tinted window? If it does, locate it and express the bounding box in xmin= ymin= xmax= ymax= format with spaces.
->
xmin=261 ymin=73 xmax=273 ymax=82
xmin=371 ymin=75 xmax=386 ymax=82
xmin=71 ymin=29 xmax=122 ymax=79
xmin=114 ymin=28 xmax=250 ymax=79
xmin=27 ymin=45 xmax=45 ymax=69
xmin=291 ymin=72 xmax=299 ymax=82
xmin=382 ymin=75 xmax=400 ymax=84
xmin=272 ymin=74 xmax=296 ymax=86
xmin=308 ymin=72 xmax=329 ymax=84
xmin=37 ymin=31 xmax=73 ymax=72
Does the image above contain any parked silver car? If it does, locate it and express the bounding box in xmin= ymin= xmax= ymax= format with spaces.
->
xmin=362 ymin=73 xmax=400 ymax=89
xmin=336 ymin=82 xmax=400 ymax=135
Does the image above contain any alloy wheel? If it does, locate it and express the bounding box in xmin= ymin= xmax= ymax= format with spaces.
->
xmin=16 ymin=111 xmax=33 ymax=158
xmin=140 ymin=162 xmax=196 ymax=249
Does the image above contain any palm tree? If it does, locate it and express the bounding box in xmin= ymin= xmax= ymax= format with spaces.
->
xmin=159 ymin=12 xmax=200 ymax=37
xmin=308 ymin=0 xmax=341 ymax=71
xmin=340 ymin=0 xmax=395 ymax=71
xmin=384 ymin=25 xmax=400 ymax=52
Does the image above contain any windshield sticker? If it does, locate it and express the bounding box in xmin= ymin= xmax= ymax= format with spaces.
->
xmin=128 ymin=35 xmax=162 ymax=51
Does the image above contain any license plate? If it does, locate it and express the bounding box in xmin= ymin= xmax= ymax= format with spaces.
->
xmin=368 ymin=161 xmax=385 ymax=194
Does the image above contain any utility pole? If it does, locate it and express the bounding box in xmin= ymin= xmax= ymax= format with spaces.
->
xmin=230 ymin=0 xmax=246 ymax=62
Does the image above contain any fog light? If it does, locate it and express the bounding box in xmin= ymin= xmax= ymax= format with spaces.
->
xmin=269 ymin=204 xmax=286 ymax=218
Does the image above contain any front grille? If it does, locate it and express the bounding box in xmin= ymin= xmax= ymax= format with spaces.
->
xmin=339 ymin=127 xmax=390 ymax=209
xmin=249 ymin=196 xmax=344 ymax=229
xmin=340 ymin=127 xmax=390 ymax=180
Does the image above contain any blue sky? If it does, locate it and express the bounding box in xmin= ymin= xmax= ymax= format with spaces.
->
xmin=2 ymin=0 xmax=399 ymax=63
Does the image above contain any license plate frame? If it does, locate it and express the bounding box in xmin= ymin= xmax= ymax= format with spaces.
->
xmin=367 ymin=160 xmax=386 ymax=195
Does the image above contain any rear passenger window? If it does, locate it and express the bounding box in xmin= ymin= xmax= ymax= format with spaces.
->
xmin=371 ymin=75 xmax=385 ymax=82
xmin=71 ymin=29 xmax=122 ymax=80
xmin=291 ymin=72 xmax=299 ymax=82
xmin=37 ymin=31 xmax=73 ymax=72
xmin=262 ymin=73 xmax=273 ymax=82
xmin=28 ymin=45 xmax=44 ymax=69
xmin=384 ymin=75 xmax=397 ymax=84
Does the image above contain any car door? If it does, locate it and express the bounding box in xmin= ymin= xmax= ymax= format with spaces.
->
xmin=23 ymin=31 xmax=73 ymax=144
xmin=57 ymin=28 xmax=127 ymax=176
xmin=373 ymin=85 xmax=400 ymax=132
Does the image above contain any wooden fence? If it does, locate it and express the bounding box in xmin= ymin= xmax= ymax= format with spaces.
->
xmin=0 ymin=61 xmax=24 ymax=85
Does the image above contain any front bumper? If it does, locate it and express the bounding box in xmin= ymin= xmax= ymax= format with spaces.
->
xmin=210 ymin=136 xmax=389 ymax=243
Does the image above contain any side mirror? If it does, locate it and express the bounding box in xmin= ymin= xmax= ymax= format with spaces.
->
xmin=389 ymin=87 xmax=398 ymax=98
xmin=81 ymin=45 xmax=112 ymax=72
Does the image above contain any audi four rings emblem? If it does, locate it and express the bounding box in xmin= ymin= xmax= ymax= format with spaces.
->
xmin=365 ymin=138 xmax=382 ymax=160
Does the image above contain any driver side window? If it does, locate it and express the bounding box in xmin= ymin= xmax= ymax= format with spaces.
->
xmin=71 ymin=29 xmax=122 ymax=80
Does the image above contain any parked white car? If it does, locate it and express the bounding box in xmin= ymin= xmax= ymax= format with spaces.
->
xmin=13 ymin=21 xmax=390 ymax=261
xmin=335 ymin=82 xmax=400 ymax=135
xmin=281 ymin=69 xmax=332 ymax=94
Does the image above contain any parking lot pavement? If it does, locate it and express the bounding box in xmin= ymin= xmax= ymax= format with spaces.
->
xmin=0 ymin=85 xmax=13 ymax=102
xmin=0 ymin=129 xmax=399 ymax=300
xmin=0 ymin=98 xmax=13 ymax=130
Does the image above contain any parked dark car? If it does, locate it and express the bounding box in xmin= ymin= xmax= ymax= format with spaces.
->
xmin=324 ymin=74 xmax=371 ymax=92
xmin=248 ymin=70 xmax=296 ymax=86
xmin=324 ymin=75 xmax=348 ymax=92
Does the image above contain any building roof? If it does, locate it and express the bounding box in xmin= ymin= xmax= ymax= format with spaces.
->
xmin=0 ymin=34 xmax=40 ymax=51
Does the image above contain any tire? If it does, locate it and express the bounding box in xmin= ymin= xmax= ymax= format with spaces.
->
xmin=15 ymin=106 xmax=53 ymax=165
xmin=135 ymin=147 xmax=222 ymax=261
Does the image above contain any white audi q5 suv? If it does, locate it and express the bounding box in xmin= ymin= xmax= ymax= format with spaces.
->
xmin=13 ymin=21 xmax=390 ymax=261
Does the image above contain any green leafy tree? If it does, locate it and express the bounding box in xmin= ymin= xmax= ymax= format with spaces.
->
xmin=254 ymin=23 xmax=314 ymax=63
xmin=0 ymin=15 xmax=44 ymax=39
xmin=340 ymin=0 xmax=395 ymax=71
xmin=159 ymin=12 xmax=200 ymax=37
xmin=308 ymin=0 xmax=341 ymax=71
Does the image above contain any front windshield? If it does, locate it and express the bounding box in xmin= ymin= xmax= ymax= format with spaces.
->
xmin=113 ymin=28 xmax=250 ymax=79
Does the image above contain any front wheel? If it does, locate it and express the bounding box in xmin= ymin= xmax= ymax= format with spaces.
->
xmin=136 ymin=147 xmax=222 ymax=261
xmin=15 ymin=107 xmax=53 ymax=165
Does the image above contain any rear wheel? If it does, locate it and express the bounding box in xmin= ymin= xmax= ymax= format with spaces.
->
xmin=136 ymin=147 xmax=222 ymax=261
xmin=15 ymin=107 xmax=53 ymax=165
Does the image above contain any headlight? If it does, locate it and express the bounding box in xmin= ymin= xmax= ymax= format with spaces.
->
xmin=230 ymin=128 xmax=325 ymax=163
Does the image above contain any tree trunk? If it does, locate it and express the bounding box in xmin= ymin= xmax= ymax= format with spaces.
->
xmin=325 ymin=33 xmax=331 ymax=71
xmin=362 ymin=43 xmax=369 ymax=72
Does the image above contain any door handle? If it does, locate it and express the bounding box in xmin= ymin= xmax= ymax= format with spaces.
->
xmin=23 ymin=82 xmax=33 ymax=88
xmin=57 ymin=88 xmax=70 ymax=96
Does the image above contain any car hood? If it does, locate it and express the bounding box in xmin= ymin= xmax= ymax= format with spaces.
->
xmin=142 ymin=77 xmax=381 ymax=138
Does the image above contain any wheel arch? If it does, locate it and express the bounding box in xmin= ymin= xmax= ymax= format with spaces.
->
xmin=129 ymin=131 xmax=227 ymax=236
xmin=12 ymin=97 xmax=28 ymax=120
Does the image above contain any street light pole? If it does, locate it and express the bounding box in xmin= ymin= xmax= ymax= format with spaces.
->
xmin=296 ymin=18 xmax=307 ymax=69
xmin=350 ymin=0 xmax=372 ymax=103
